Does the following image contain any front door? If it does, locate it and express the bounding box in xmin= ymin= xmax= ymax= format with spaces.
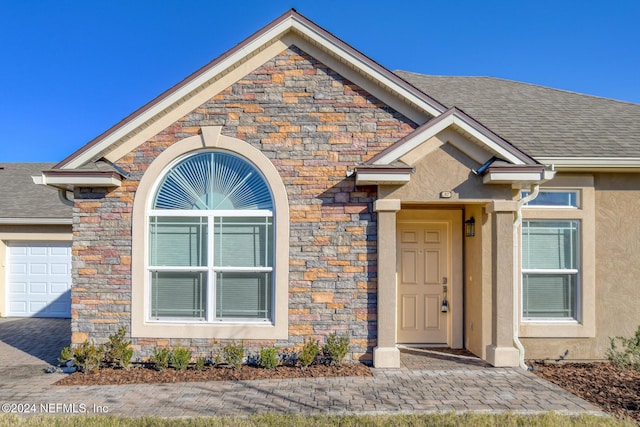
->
xmin=397 ymin=221 xmax=449 ymax=344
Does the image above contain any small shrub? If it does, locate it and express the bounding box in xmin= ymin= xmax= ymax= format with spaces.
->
xmin=58 ymin=345 xmax=74 ymax=365
xmin=73 ymin=340 xmax=104 ymax=373
xmin=222 ymin=340 xmax=245 ymax=369
xmin=195 ymin=356 xmax=207 ymax=371
xmin=259 ymin=347 xmax=279 ymax=369
xmin=103 ymin=326 xmax=133 ymax=369
xmin=151 ymin=348 xmax=171 ymax=371
xmin=607 ymin=325 xmax=640 ymax=370
xmin=298 ymin=338 xmax=319 ymax=369
xmin=324 ymin=332 xmax=350 ymax=367
xmin=212 ymin=353 xmax=222 ymax=366
xmin=171 ymin=347 xmax=192 ymax=371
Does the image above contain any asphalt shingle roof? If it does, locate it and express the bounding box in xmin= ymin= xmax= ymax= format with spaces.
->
xmin=0 ymin=163 xmax=71 ymax=221
xmin=395 ymin=71 xmax=640 ymax=158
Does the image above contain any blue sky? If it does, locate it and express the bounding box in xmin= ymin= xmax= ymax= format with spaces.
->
xmin=1 ymin=1 xmax=638 ymax=162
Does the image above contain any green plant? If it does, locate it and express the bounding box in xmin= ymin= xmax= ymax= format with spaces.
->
xmin=606 ymin=325 xmax=640 ymax=370
xmin=222 ymin=340 xmax=245 ymax=369
xmin=324 ymin=332 xmax=350 ymax=366
xmin=171 ymin=347 xmax=192 ymax=371
xmin=73 ymin=340 xmax=104 ymax=373
xmin=298 ymin=338 xmax=319 ymax=369
xmin=259 ymin=347 xmax=279 ymax=369
xmin=195 ymin=356 xmax=206 ymax=371
xmin=212 ymin=353 xmax=222 ymax=366
xmin=151 ymin=347 xmax=171 ymax=371
xmin=58 ymin=345 xmax=74 ymax=364
xmin=103 ymin=326 xmax=134 ymax=369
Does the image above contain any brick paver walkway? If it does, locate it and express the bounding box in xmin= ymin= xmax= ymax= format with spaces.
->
xmin=0 ymin=318 xmax=603 ymax=418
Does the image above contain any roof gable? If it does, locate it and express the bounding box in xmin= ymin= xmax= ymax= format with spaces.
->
xmin=356 ymin=107 xmax=555 ymax=188
xmin=55 ymin=9 xmax=446 ymax=171
xmin=366 ymin=107 xmax=538 ymax=167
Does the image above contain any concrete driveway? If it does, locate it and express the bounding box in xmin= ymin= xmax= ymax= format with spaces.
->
xmin=0 ymin=318 xmax=603 ymax=418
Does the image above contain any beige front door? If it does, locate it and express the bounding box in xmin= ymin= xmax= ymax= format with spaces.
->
xmin=397 ymin=221 xmax=449 ymax=344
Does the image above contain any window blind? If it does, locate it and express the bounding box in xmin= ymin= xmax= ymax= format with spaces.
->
xmin=151 ymin=271 xmax=206 ymax=319
xmin=522 ymin=221 xmax=577 ymax=270
xmin=150 ymin=217 xmax=207 ymax=266
xmin=214 ymin=217 xmax=273 ymax=267
xmin=523 ymin=273 xmax=576 ymax=318
xmin=216 ymin=272 xmax=271 ymax=319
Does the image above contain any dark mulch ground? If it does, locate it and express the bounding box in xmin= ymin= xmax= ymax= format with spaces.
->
xmin=55 ymin=363 xmax=372 ymax=386
xmin=532 ymin=362 xmax=640 ymax=424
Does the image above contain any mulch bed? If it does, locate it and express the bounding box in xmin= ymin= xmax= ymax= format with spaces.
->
xmin=532 ymin=361 xmax=640 ymax=423
xmin=55 ymin=363 xmax=372 ymax=386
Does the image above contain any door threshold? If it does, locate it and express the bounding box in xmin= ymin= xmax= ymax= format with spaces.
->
xmin=397 ymin=344 xmax=480 ymax=361
xmin=397 ymin=344 xmax=448 ymax=349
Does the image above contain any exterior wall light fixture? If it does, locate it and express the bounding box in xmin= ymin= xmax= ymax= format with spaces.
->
xmin=465 ymin=217 xmax=476 ymax=237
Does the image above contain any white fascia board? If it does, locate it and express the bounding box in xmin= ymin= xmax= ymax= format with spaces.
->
xmin=482 ymin=171 xmax=543 ymax=184
xmin=355 ymin=171 xmax=412 ymax=186
xmin=62 ymin=21 xmax=293 ymax=170
xmin=63 ymin=15 xmax=442 ymax=170
xmin=372 ymin=115 xmax=454 ymax=165
xmin=43 ymin=175 xmax=122 ymax=187
xmin=372 ymin=113 xmax=526 ymax=166
xmin=450 ymin=116 xmax=525 ymax=165
xmin=0 ymin=218 xmax=72 ymax=225
xmin=536 ymin=157 xmax=640 ymax=170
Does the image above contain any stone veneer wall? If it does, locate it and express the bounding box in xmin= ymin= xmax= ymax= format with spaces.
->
xmin=72 ymin=46 xmax=417 ymax=362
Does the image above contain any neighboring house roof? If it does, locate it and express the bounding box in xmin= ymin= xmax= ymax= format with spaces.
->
xmin=0 ymin=163 xmax=72 ymax=224
xmin=395 ymin=71 xmax=640 ymax=159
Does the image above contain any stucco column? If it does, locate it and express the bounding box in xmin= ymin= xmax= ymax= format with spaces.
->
xmin=373 ymin=199 xmax=401 ymax=368
xmin=485 ymin=201 xmax=520 ymax=367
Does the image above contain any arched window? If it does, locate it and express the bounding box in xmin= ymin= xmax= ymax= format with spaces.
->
xmin=148 ymin=151 xmax=275 ymax=322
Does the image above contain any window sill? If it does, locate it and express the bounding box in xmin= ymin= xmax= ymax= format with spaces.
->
xmin=522 ymin=319 xmax=578 ymax=324
xmin=519 ymin=321 xmax=595 ymax=338
xmin=132 ymin=320 xmax=287 ymax=340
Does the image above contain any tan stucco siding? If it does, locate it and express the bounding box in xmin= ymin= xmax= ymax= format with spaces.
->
xmin=522 ymin=173 xmax=640 ymax=360
xmin=380 ymin=144 xmax=513 ymax=202
xmin=593 ymin=173 xmax=640 ymax=346
xmin=463 ymin=204 xmax=489 ymax=359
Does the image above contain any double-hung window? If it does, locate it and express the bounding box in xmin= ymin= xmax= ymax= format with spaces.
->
xmin=148 ymin=151 xmax=274 ymax=323
xmin=522 ymin=219 xmax=579 ymax=320
xmin=521 ymin=190 xmax=580 ymax=321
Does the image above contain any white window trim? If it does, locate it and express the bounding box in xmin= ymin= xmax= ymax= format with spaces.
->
xmin=519 ymin=176 xmax=595 ymax=338
xmin=131 ymin=127 xmax=289 ymax=340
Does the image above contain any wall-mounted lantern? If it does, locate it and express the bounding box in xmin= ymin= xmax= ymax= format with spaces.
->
xmin=465 ymin=217 xmax=476 ymax=237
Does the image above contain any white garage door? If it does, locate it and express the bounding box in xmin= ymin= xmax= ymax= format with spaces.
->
xmin=6 ymin=242 xmax=72 ymax=318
